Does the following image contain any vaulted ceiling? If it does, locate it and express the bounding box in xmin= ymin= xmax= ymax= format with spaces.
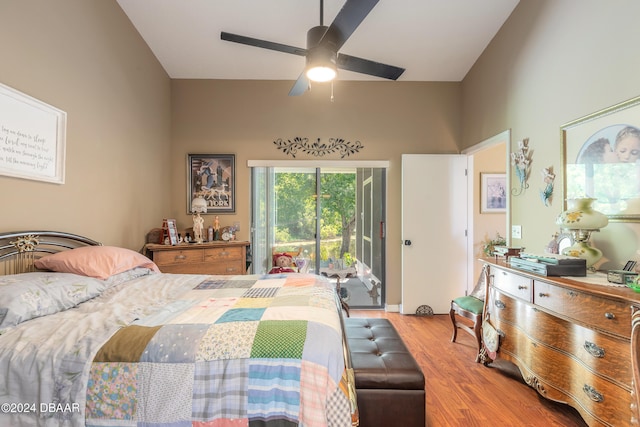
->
xmin=117 ymin=0 xmax=519 ymax=82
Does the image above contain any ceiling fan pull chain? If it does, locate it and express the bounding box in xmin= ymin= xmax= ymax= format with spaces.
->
xmin=331 ymin=81 xmax=334 ymax=103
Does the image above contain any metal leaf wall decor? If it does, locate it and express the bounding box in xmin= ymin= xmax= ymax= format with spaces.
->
xmin=273 ymin=137 xmax=363 ymax=158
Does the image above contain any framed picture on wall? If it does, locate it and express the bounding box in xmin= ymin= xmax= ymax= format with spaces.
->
xmin=562 ymin=95 xmax=640 ymax=221
xmin=187 ymin=154 xmax=235 ymax=214
xmin=481 ymin=173 xmax=507 ymax=213
xmin=0 ymin=83 xmax=67 ymax=184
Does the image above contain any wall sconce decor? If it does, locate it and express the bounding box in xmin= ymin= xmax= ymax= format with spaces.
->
xmin=511 ymin=138 xmax=532 ymax=196
xmin=540 ymin=166 xmax=555 ymax=206
xmin=273 ymin=137 xmax=363 ymax=158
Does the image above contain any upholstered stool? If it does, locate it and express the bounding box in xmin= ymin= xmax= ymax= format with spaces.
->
xmin=344 ymin=318 xmax=425 ymax=427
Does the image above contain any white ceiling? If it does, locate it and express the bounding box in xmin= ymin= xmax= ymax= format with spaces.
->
xmin=116 ymin=0 xmax=519 ymax=82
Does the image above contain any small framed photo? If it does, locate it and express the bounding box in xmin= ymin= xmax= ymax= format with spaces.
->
xmin=165 ymin=218 xmax=179 ymax=245
xmin=481 ymin=173 xmax=507 ymax=213
xmin=187 ymin=154 xmax=235 ymax=214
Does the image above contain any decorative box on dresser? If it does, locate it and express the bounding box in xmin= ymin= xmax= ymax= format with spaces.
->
xmin=146 ymin=241 xmax=250 ymax=275
xmin=482 ymin=259 xmax=640 ymax=427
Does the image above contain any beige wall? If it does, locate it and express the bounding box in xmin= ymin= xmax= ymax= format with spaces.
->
xmin=170 ymin=80 xmax=462 ymax=305
xmin=462 ymin=0 xmax=640 ymax=269
xmin=0 ymin=0 xmax=171 ymax=249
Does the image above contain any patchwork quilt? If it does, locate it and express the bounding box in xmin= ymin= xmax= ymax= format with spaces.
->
xmin=0 ymin=272 xmax=355 ymax=427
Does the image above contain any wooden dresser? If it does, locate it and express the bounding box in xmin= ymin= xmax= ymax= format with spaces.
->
xmin=146 ymin=241 xmax=249 ymax=275
xmin=483 ymin=259 xmax=640 ymax=427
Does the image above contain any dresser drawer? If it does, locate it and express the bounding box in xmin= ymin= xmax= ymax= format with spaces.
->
xmin=210 ymin=261 xmax=244 ymax=275
xmin=487 ymin=288 xmax=527 ymax=325
xmin=534 ymin=281 xmax=631 ymax=338
xmin=204 ymin=246 xmax=242 ymax=262
xmin=491 ymin=267 xmax=533 ymax=302
xmin=497 ymin=320 xmax=633 ymax=425
xmin=492 ymin=293 xmax=631 ymax=386
xmin=153 ymin=248 xmax=204 ymax=266
xmin=147 ymin=241 xmax=248 ymax=275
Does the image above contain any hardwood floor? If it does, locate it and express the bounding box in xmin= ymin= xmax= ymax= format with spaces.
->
xmin=350 ymin=310 xmax=588 ymax=427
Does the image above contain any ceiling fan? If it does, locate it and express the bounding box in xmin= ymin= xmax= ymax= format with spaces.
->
xmin=221 ymin=0 xmax=405 ymax=96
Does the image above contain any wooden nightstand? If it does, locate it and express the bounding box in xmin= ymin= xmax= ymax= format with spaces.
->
xmin=146 ymin=241 xmax=250 ymax=275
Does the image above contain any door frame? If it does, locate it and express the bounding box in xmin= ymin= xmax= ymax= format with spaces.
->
xmin=461 ymin=129 xmax=511 ymax=293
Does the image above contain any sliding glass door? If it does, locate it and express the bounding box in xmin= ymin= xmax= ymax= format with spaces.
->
xmin=251 ymin=166 xmax=385 ymax=308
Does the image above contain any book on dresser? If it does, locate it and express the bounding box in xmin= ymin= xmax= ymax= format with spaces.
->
xmin=146 ymin=241 xmax=250 ymax=275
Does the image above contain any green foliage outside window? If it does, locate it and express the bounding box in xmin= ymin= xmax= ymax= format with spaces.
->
xmin=274 ymin=171 xmax=356 ymax=261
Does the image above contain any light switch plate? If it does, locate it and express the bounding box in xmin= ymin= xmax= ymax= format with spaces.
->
xmin=512 ymin=225 xmax=522 ymax=239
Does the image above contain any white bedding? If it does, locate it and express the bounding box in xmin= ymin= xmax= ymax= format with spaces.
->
xmin=0 ymin=273 xmax=209 ymax=426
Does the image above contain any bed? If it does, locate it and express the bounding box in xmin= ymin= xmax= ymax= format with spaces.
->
xmin=0 ymin=231 xmax=357 ymax=427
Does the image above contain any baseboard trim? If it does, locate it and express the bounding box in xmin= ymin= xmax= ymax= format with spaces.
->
xmin=385 ymin=304 xmax=400 ymax=313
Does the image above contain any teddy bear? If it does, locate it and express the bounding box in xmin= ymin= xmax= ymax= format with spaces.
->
xmin=268 ymin=253 xmax=297 ymax=274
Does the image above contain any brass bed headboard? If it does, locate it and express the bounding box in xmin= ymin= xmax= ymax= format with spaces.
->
xmin=0 ymin=231 xmax=102 ymax=275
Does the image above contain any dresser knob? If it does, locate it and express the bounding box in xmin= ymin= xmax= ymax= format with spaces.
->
xmin=604 ymin=312 xmax=615 ymax=320
xmin=494 ymin=300 xmax=506 ymax=309
xmin=538 ymin=293 xmax=549 ymax=298
xmin=518 ymin=285 xmax=527 ymax=290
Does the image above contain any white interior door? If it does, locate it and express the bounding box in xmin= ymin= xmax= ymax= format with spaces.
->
xmin=401 ymin=154 xmax=468 ymax=314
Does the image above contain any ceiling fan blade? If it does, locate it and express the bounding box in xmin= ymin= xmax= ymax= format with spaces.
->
xmin=318 ymin=0 xmax=379 ymax=51
xmin=337 ymin=53 xmax=405 ymax=80
xmin=221 ymin=32 xmax=307 ymax=56
xmin=288 ymin=72 xmax=310 ymax=96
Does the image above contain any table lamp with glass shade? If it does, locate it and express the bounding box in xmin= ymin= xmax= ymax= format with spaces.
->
xmin=555 ymin=198 xmax=608 ymax=268
xmin=191 ymin=196 xmax=207 ymax=244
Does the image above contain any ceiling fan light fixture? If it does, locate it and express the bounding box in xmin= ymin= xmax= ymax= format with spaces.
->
xmin=306 ymin=64 xmax=337 ymax=82
xmin=305 ymin=41 xmax=337 ymax=83
xmin=222 ymin=0 xmax=405 ymax=96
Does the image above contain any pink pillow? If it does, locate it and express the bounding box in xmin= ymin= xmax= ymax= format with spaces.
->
xmin=34 ymin=246 xmax=160 ymax=280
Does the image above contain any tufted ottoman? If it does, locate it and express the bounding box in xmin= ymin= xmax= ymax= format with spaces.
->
xmin=344 ymin=318 xmax=425 ymax=427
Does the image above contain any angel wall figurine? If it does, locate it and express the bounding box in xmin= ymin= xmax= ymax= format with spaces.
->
xmin=511 ymin=138 xmax=532 ymax=196
xmin=539 ymin=166 xmax=555 ymax=206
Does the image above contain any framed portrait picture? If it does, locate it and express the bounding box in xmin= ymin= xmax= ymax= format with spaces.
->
xmin=481 ymin=173 xmax=507 ymax=213
xmin=187 ymin=154 xmax=235 ymax=214
xmin=562 ymin=95 xmax=640 ymax=221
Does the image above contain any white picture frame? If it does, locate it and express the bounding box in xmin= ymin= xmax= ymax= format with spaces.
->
xmin=481 ymin=173 xmax=507 ymax=213
xmin=0 ymin=83 xmax=66 ymax=184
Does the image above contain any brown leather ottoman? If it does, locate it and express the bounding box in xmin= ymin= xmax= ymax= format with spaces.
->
xmin=344 ymin=318 xmax=425 ymax=427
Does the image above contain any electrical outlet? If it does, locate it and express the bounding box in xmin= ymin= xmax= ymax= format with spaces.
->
xmin=512 ymin=225 xmax=522 ymax=239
